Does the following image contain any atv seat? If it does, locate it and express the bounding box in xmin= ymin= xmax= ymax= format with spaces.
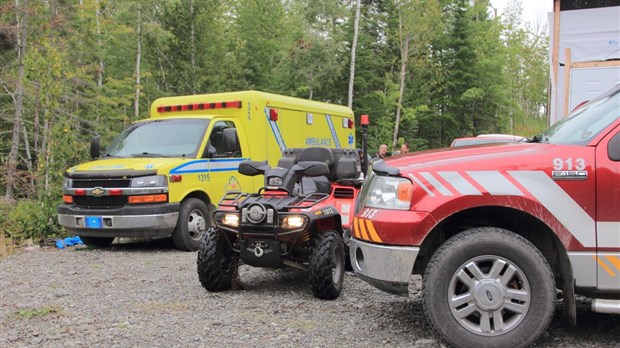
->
xmin=296 ymin=147 xmax=334 ymax=195
xmin=330 ymin=148 xmax=361 ymax=182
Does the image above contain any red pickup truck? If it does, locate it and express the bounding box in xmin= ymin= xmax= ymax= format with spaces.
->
xmin=349 ymin=85 xmax=620 ymax=348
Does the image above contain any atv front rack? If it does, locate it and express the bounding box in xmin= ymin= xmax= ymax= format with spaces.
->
xmin=217 ymin=190 xmax=329 ymax=210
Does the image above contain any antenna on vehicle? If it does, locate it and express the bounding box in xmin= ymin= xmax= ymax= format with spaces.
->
xmin=361 ymin=114 xmax=369 ymax=177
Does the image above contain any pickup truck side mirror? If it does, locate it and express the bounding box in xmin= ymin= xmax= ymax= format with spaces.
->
xmin=90 ymin=136 xmax=100 ymax=159
xmin=608 ymin=132 xmax=620 ymax=161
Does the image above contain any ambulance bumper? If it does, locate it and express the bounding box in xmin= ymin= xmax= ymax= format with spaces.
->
xmin=349 ymin=237 xmax=419 ymax=296
xmin=57 ymin=203 xmax=180 ymax=238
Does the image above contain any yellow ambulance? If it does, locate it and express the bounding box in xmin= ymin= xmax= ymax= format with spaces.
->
xmin=57 ymin=91 xmax=355 ymax=250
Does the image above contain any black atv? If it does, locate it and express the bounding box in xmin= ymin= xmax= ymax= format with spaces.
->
xmin=196 ymin=147 xmax=362 ymax=300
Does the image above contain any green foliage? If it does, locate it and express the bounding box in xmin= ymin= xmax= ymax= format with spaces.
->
xmin=14 ymin=306 xmax=63 ymax=319
xmin=1 ymin=0 xmax=552 ymax=239
xmin=5 ymin=198 xmax=62 ymax=241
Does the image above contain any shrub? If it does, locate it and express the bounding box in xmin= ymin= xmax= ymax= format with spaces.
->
xmin=4 ymin=197 xmax=63 ymax=242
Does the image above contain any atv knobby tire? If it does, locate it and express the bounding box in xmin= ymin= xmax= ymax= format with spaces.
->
xmin=309 ymin=230 xmax=345 ymax=300
xmin=197 ymin=227 xmax=237 ymax=292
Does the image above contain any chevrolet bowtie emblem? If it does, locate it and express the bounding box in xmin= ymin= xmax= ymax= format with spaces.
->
xmin=91 ymin=187 xmax=105 ymax=196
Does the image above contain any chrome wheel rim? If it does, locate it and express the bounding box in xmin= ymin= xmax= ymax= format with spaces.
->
xmin=187 ymin=209 xmax=207 ymax=241
xmin=448 ymin=255 xmax=531 ymax=336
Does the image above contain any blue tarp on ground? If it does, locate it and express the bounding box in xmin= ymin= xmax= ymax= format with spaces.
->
xmin=56 ymin=236 xmax=84 ymax=249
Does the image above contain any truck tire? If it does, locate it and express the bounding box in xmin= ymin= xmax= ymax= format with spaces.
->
xmin=422 ymin=227 xmax=555 ymax=348
xmin=172 ymin=198 xmax=210 ymax=251
xmin=80 ymin=236 xmax=114 ymax=247
xmin=196 ymin=227 xmax=237 ymax=292
xmin=309 ymin=231 xmax=345 ymax=300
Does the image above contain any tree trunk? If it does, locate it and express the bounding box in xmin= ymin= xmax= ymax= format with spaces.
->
xmin=392 ymin=30 xmax=409 ymax=150
xmin=134 ymin=3 xmax=142 ymax=119
xmin=347 ymin=0 xmax=361 ymax=109
xmin=5 ymin=0 xmax=28 ymax=200
xmin=96 ymin=0 xmax=104 ymax=88
xmin=189 ymin=0 xmax=196 ymax=94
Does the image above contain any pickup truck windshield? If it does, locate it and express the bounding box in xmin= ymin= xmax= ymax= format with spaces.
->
xmin=104 ymin=119 xmax=210 ymax=158
xmin=541 ymin=86 xmax=620 ymax=146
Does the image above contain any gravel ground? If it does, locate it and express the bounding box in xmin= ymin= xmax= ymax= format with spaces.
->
xmin=1 ymin=238 xmax=619 ymax=348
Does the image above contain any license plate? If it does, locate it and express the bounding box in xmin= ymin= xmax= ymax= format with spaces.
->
xmin=85 ymin=216 xmax=103 ymax=228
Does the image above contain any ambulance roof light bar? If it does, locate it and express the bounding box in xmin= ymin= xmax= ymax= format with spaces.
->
xmin=156 ymin=100 xmax=242 ymax=113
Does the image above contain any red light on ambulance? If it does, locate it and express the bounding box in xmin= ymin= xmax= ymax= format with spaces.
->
xmin=269 ymin=108 xmax=278 ymax=121
xmin=348 ymin=119 xmax=354 ymax=128
xmin=157 ymin=100 xmax=242 ymax=114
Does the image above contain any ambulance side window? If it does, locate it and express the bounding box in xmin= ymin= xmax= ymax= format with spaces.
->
xmin=206 ymin=121 xmax=242 ymax=158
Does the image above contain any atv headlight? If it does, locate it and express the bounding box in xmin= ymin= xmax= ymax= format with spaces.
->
xmin=361 ymin=175 xmax=412 ymax=210
xmin=281 ymin=215 xmax=307 ymax=229
xmin=222 ymin=213 xmax=239 ymax=227
xmin=131 ymin=175 xmax=167 ymax=187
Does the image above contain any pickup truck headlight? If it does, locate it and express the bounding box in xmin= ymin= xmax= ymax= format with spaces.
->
xmin=361 ymin=175 xmax=413 ymax=210
xmin=131 ymin=175 xmax=167 ymax=187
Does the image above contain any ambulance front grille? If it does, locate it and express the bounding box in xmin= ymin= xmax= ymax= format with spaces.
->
xmin=72 ymin=179 xmax=131 ymax=188
xmin=73 ymin=196 xmax=128 ymax=208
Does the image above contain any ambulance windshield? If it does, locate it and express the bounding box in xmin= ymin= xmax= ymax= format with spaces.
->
xmin=104 ymin=119 xmax=210 ymax=158
xmin=540 ymin=85 xmax=620 ymax=146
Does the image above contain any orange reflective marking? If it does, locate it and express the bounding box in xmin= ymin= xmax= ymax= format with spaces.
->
xmin=364 ymin=219 xmax=383 ymax=243
xmin=357 ymin=218 xmax=370 ymax=241
xmin=605 ymin=256 xmax=620 ymax=273
xmin=351 ymin=218 xmax=359 ymax=238
xmin=594 ymin=256 xmax=617 ymax=277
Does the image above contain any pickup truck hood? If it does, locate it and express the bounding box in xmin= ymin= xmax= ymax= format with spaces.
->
xmin=66 ymin=157 xmax=183 ymax=176
xmin=385 ymin=143 xmax=555 ymax=174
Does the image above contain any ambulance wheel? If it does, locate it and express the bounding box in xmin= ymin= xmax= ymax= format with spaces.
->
xmin=309 ymin=231 xmax=345 ymax=300
xmin=422 ymin=227 xmax=555 ymax=348
xmin=172 ymin=198 xmax=210 ymax=251
xmin=197 ymin=227 xmax=237 ymax=292
xmin=80 ymin=236 xmax=114 ymax=247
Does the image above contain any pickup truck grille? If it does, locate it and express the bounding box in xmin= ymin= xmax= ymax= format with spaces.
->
xmin=73 ymin=196 xmax=128 ymax=208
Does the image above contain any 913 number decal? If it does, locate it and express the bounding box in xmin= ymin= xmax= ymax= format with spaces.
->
xmin=553 ymin=157 xmax=586 ymax=171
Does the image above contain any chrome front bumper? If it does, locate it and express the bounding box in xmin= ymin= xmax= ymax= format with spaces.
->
xmin=57 ymin=212 xmax=178 ymax=238
xmin=349 ymin=238 xmax=419 ymax=296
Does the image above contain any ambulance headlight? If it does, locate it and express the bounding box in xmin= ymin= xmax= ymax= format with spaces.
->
xmin=361 ymin=175 xmax=412 ymax=210
xmin=268 ymin=176 xmax=283 ymax=186
xmin=63 ymin=177 xmax=73 ymax=189
xmin=280 ymin=215 xmax=307 ymax=229
xmin=131 ymin=175 xmax=167 ymax=187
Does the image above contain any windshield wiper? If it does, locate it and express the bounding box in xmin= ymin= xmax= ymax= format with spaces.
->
xmin=102 ymin=153 xmax=121 ymax=158
xmin=131 ymin=152 xmax=169 ymax=158
xmin=529 ymin=134 xmax=549 ymax=143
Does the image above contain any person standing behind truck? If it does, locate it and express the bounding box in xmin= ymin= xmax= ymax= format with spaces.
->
xmin=400 ymin=143 xmax=410 ymax=154
xmin=375 ymin=144 xmax=388 ymax=159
